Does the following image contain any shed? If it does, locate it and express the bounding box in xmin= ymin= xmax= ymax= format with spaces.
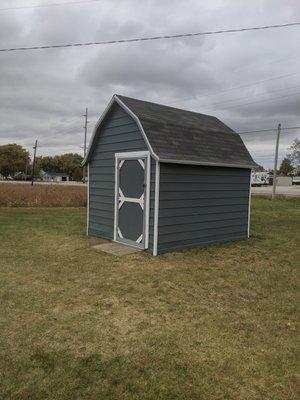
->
xmin=83 ymin=95 xmax=256 ymax=255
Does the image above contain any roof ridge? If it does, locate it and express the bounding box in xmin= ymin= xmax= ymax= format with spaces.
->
xmin=115 ymin=94 xmax=217 ymax=120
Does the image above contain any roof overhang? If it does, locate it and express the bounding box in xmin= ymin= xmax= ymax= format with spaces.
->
xmin=82 ymin=94 xmax=158 ymax=166
xmin=158 ymin=158 xmax=255 ymax=169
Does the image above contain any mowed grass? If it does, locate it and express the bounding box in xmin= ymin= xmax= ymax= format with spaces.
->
xmin=0 ymin=198 xmax=299 ymax=399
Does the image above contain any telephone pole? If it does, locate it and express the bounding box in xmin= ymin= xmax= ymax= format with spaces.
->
xmin=272 ymin=123 xmax=281 ymax=199
xmin=83 ymin=108 xmax=88 ymax=181
xmin=31 ymin=139 xmax=38 ymax=186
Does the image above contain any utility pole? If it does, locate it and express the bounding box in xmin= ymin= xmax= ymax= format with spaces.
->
xmin=31 ymin=139 xmax=38 ymax=186
xmin=25 ymin=160 xmax=28 ymax=181
xmin=272 ymin=123 xmax=281 ymax=199
xmin=83 ymin=108 xmax=88 ymax=181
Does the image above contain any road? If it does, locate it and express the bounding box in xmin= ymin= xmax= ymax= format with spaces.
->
xmin=0 ymin=180 xmax=87 ymax=187
xmin=251 ymin=185 xmax=300 ymax=197
xmin=1 ymin=180 xmax=300 ymax=196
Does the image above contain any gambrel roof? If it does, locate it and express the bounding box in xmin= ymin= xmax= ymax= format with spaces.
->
xmin=83 ymin=94 xmax=256 ymax=169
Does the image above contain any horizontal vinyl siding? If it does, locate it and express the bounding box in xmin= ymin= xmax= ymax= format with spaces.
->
xmin=157 ymin=163 xmax=251 ymax=253
xmin=89 ymin=104 xmax=147 ymax=240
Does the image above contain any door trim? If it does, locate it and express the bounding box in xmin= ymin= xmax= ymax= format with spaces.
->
xmin=114 ymin=151 xmax=151 ymax=249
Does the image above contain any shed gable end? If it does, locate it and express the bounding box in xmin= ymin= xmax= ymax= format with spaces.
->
xmin=88 ymin=103 xmax=148 ymax=240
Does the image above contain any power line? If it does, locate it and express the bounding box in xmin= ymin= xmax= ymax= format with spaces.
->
xmin=199 ymin=71 xmax=300 ymax=98
xmin=207 ymin=84 xmax=300 ymax=108
xmin=0 ymin=22 xmax=299 ymax=53
xmin=223 ymin=90 xmax=300 ymax=110
xmin=272 ymin=126 xmax=299 ymax=131
xmin=0 ymin=0 xmax=102 ymax=12
xmin=167 ymin=71 xmax=300 ymax=107
xmin=230 ymin=54 xmax=300 ymax=75
xmin=237 ymin=126 xmax=300 ymax=134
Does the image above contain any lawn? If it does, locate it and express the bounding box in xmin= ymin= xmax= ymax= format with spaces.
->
xmin=0 ymin=198 xmax=299 ymax=399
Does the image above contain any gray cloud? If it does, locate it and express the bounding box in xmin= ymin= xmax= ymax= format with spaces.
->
xmin=0 ymin=0 xmax=299 ymax=166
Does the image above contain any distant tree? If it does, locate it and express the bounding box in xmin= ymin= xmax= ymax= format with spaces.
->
xmin=254 ymin=164 xmax=265 ymax=172
xmin=278 ymin=157 xmax=294 ymax=176
xmin=0 ymin=144 xmax=30 ymax=179
xmin=38 ymin=156 xmax=62 ymax=174
xmin=60 ymin=153 xmax=83 ymax=180
xmin=37 ymin=153 xmax=83 ymax=180
xmin=287 ymin=139 xmax=300 ymax=175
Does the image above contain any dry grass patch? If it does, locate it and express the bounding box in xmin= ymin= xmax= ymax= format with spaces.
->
xmin=0 ymin=182 xmax=87 ymax=207
xmin=0 ymin=198 xmax=299 ymax=399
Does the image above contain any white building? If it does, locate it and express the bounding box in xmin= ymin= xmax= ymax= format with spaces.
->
xmin=41 ymin=172 xmax=69 ymax=182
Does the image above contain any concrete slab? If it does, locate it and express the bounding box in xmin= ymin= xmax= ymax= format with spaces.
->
xmin=93 ymin=242 xmax=141 ymax=256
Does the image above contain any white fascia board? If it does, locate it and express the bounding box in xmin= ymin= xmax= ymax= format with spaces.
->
xmin=115 ymin=150 xmax=150 ymax=159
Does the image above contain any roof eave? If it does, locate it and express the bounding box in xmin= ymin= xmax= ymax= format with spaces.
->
xmin=82 ymin=94 xmax=158 ymax=166
xmin=158 ymin=158 xmax=257 ymax=169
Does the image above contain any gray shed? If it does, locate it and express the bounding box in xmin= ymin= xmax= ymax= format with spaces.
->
xmin=83 ymin=95 xmax=256 ymax=255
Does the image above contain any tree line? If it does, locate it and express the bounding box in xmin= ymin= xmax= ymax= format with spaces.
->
xmin=253 ymin=139 xmax=300 ymax=175
xmin=0 ymin=139 xmax=299 ymax=180
xmin=277 ymin=139 xmax=300 ymax=176
xmin=0 ymin=144 xmax=84 ymax=181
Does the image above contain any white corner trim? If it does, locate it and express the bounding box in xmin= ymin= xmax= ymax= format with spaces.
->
xmin=86 ymin=163 xmax=90 ymax=236
xmin=114 ymin=96 xmax=159 ymax=161
xmin=247 ymin=169 xmax=252 ymax=238
xmin=153 ymin=161 xmax=160 ymax=256
xmin=144 ymin=153 xmax=151 ymax=249
xmin=113 ymin=157 xmax=118 ymax=241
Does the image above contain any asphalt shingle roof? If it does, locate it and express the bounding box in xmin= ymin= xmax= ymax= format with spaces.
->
xmin=117 ymin=95 xmax=256 ymax=168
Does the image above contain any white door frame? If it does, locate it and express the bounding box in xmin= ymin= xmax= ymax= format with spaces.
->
xmin=114 ymin=151 xmax=151 ymax=249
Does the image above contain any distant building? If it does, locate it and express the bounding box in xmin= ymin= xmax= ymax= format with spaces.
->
xmin=251 ymin=171 xmax=269 ymax=186
xmin=14 ymin=172 xmax=27 ymax=180
xmin=292 ymin=176 xmax=300 ymax=185
xmin=276 ymin=176 xmax=292 ymax=186
xmin=41 ymin=171 xmax=69 ymax=182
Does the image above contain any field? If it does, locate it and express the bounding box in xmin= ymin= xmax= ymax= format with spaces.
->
xmin=0 ymin=182 xmax=87 ymax=207
xmin=0 ymin=198 xmax=299 ymax=399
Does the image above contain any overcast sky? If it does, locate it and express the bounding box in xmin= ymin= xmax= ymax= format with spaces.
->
xmin=0 ymin=0 xmax=299 ymax=168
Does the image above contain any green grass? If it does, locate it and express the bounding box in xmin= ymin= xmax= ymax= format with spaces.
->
xmin=0 ymin=198 xmax=299 ymax=399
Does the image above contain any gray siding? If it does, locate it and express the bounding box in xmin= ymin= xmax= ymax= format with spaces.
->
xmin=157 ymin=163 xmax=251 ymax=253
xmin=88 ymin=103 xmax=155 ymax=252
